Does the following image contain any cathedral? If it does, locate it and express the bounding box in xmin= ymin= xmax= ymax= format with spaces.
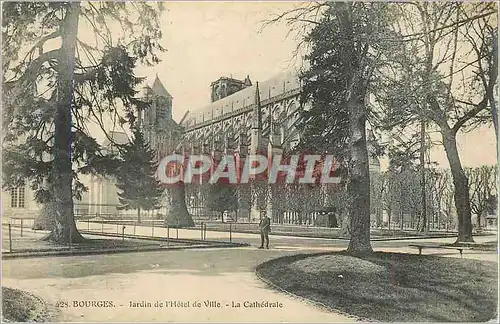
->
xmin=136 ymin=70 xmax=306 ymax=162
xmin=2 ymin=70 xmax=380 ymax=226
xmin=134 ymin=70 xmax=381 ymax=224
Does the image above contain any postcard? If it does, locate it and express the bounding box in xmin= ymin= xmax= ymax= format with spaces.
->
xmin=2 ymin=1 xmax=498 ymax=323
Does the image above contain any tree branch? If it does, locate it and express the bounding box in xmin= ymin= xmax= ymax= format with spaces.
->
xmin=5 ymin=49 xmax=59 ymax=84
xmin=451 ymin=98 xmax=488 ymax=133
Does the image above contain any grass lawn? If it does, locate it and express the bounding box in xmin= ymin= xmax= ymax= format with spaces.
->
xmin=256 ymin=252 xmax=498 ymax=322
xmin=2 ymin=287 xmax=51 ymax=322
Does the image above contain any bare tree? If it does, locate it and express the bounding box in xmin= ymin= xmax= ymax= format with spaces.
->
xmin=378 ymin=2 xmax=497 ymax=242
xmin=465 ymin=166 xmax=497 ymax=229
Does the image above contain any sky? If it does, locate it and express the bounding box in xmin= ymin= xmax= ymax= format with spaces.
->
xmin=93 ymin=1 xmax=497 ymax=169
xmin=135 ymin=1 xmax=303 ymax=121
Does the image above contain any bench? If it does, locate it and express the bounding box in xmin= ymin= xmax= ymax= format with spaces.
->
xmin=409 ymin=244 xmax=471 ymax=258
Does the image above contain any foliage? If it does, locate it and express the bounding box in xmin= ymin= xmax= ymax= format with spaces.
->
xmin=296 ymin=3 xmax=394 ymax=162
xmin=2 ymin=2 xmax=165 ymax=241
xmin=206 ymin=183 xmax=239 ymax=217
xmin=376 ymin=2 xmax=497 ymax=135
xmin=115 ymin=128 xmax=164 ymax=216
xmin=294 ymin=2 xmax=398 ymax=252
xmin=370 ymin=172 xmax=384 ymax=226
xmin=2 ymin=2 xmax=164 ymax=198
xmin=185 ymin=182 xmax=211 ymax=208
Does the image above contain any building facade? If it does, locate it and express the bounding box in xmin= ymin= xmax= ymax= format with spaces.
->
xmin=1 ymin=70 xmax=381 ymax=226
xmin=173 ymin=70 xmax=381 ymax=224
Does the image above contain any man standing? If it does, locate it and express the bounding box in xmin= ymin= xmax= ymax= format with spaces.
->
xmin=258 ymin=214 xmax=271 ymax=249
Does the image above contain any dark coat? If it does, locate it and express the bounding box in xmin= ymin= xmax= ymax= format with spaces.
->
xmin=259 ymin=217 xmax=271 ymax=234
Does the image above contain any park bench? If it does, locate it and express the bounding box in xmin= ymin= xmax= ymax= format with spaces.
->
xmin=409 ymin=244 xmax=472 ymax=258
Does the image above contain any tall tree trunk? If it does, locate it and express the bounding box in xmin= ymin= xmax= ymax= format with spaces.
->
xmin=137 ymin=206 xmax=141 ymax=223
xmin=491 ymin=34 xmax=498 ymax=150
xmin=442 ymin=128 xmax=474 ymax=242
xmin=346 ymin=96 xmax=373 ymax=254
xmin=492 ymin=100 xmax=498 ymax=163
xmin=437 ymin=201 xmax=441 ymax=230
xmin=339 ymin=212 xmax=350 ymax=238
xmin=375 ymin=206 xmax=382 ymax=228
xmin=387 ymin=210 xmax=391 ymax=231
xmin=419 ymin=120 xmax=427 ymax=232
xmin=48 ymin=3 xmax=84 ymax=244
xmin=164 ymin=183 xmax=195 ymax=228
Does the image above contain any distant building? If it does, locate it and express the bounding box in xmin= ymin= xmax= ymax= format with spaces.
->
xmin=82 ymin=131 xmax=130 ymax=218
xmin=2 ymin=181 xmax=39 ymax=222
xmin=1 ymin=136 xmax=44 ymax=222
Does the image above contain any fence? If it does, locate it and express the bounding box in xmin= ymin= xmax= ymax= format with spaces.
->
xmin=188 ymin=204 xmax=330 ymax=226
xmin=2 ymin=218 xmax=49 ymax=253
xmin=1 ymin=217 xmax=236 ymax=254
xmin=188 ymin=206 xmax=221 ymax=222
xmin=74 ymin=219 xmax=229 ymax=241
xmin=72 ymin=202 xmax=334 ymax=228
xmin=73 ymin=203 xmax=166 ymax=222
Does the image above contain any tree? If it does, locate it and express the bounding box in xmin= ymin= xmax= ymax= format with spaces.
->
xmin=324 ymin=183 xmax=350 ymax=234
xmin=249 ymin=178 xmax=269 ymax=218
xmin=206 ymin=183 xmax=238 ymax=222
xmin=465 ymin=166 xmax=497 ymax=228
xmin=297 ymin=3 xmax=395 ymax=253
xmin=185 ymin=181 xmax=211 ymax=220
xmin=280 ymin=182 xmax=322 ymax=225
xmin=377 ymin=2 xmax=498 ymax=242
xmin=266 ymin=2 xmax=398 ymax=253
xmin=381 ymin=170 xmax=415 ymax=231
xmin=161 ymin=153 xmax=195 ymax=228
xmin=164 ymin=182 xmax=195 ymax=228
xmin=2 ymin=2 xmax=164 ymax=243
xmin=426 ymin=168 xmax=448 ymax=230
xmin=116 ymin=128 xmax=163 ymax=223
xmin=370 ymin=172 xmax=384 ymax=228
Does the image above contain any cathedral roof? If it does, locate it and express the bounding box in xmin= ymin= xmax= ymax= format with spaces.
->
xmin=182 ymin=70 xmax=300 ymax=127
xmin=151 ymin=74 xmax=172 ymax=99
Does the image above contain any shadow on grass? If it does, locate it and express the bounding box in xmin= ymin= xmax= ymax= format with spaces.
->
xmin=256 ymin=251 xmax=497 ymax=322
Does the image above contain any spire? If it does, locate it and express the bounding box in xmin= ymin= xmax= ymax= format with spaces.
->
xmin=252 ymin=82 xmax=262 ymax=130
xmin=152 ymin=74 xmax=172 ymax=99
xmin=244 ymin=75 xmax=252 ymax=86
xmin=269 ymin=106 xmax=273 ymax=131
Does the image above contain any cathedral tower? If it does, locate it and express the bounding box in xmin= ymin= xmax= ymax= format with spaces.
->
xmin=142 ymin=74 xmax=173 ymax=128
xmin=140 ymin=75 xmax=179 ymax=159
xmin=210 ymin=75 xmax=252 ymax=102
